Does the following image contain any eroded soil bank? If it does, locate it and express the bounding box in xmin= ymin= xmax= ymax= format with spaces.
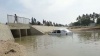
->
xmin=0 ymin=24 xmax=27 ymax=56
xmin=0 ymin=41 xmax=27 ymax=56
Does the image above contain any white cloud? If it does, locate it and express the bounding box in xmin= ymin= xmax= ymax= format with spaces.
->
xmin=1 ymin=0 xmax=100 ymax=24
xmin=47 ymin=0 xmax=76 ymax=12
xmin=18 ymin=0 xmax=77 ymax=24
xmin=19 ymin=0 xmax=76 ymax=12
xmin=0 ymin=6 xmax=8 ymax=23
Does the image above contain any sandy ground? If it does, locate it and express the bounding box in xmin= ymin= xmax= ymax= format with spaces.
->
xmin=68 ymin=28 xmax=88 ymax=31
xmin=68 ymin=27 xmax=100 ymax=32
xmin=0 ymin=40 xmax=27 ymax=56
xmin=0 ymin=24 xmax=27 ymax=56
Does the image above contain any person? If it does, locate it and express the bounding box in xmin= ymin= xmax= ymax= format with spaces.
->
xmin=14 ymin=14 xmax=18 ymax=23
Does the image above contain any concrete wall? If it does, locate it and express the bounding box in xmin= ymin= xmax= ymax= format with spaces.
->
xmin=31 ymin=25 xmax=67 ymax=35
xmin=11 ymin=29 xmax=31 ymax=38
xmin=0 ymin=24 xmax=14 ymax=41
xmin=11 ymin=29 xmax=20 ymax=37
xmin=30 ymin=26 xmax=44 ymax=35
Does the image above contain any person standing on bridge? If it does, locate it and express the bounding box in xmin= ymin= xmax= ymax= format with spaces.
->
xmin=14 ymin=14 xmax=18 ymax=23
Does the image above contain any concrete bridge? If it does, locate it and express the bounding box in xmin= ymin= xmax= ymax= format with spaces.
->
xmin=7 ymin=23 xmax=31 ymax=38
xmin=6 ymin=14 xmax=67 ymax=38
xmin=7 ymin=23 xmax=46 ymax=37
xmin=7 ymin=23 xmax=67 ymax=38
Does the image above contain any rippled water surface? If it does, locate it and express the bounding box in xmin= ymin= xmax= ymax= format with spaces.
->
xmin=15 ymin=31 xmax=100 ymax=56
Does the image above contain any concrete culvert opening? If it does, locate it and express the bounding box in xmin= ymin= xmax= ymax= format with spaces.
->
xmin=11 ymin=29 xmax=31 ymax=38
xmin=27 ymin=29 xmax=31 ymax=35
xmin=20 ymin=29 xmax=27 ymax=36
xmin=11 ymin=29 xmax=21 ymax=38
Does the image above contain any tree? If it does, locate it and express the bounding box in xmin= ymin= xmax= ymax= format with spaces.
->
xmin=72 ymin=22 xmax=80 ymax=26
xmin=53 ymin=22 xmax=55 ymax=26
xmin=74 ymin=13 xmax=94 ymax=26
xmin=92 ymin=12 xmax=96 ymax=23
xmin=34 ymin=18 xmax=36 ymax=24
xmin=37 ymin=21 xmax=41 ymax=25
xmin=31 ymin=17 xmax=34 ymax=25
xmin=97 ymin=18 xmax=100 ymax=24
xmin=43 ymin=19 xmax=45 ymax=25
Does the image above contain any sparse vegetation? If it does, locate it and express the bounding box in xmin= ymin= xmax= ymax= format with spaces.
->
xmin=72 ymin=12 xmax=100 ymax=26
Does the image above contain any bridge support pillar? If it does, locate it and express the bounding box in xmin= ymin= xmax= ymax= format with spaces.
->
xmin=19 ymin=29 xmax=21 ymax=37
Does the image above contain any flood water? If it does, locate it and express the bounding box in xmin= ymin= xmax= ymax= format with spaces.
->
xmin=15 ymin=31 xmax=100 ymax=56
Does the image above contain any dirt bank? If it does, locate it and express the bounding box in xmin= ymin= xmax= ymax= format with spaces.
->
xmin=0 ymin=41 xmax=27 ymax=56
xmin=0 ymin=24 xmax=14 ymax=41
xmin=0 ymin=24 xmax=27 ymax=56
xmin=68 ymin=27 xmax=100 ymax=32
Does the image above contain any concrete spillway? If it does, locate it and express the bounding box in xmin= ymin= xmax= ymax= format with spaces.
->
xmin=31 ymin=25 xmax=67 ymax=35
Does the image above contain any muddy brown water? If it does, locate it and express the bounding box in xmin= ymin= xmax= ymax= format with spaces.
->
xmin=15 ymin=31 xmax=100 ymax=56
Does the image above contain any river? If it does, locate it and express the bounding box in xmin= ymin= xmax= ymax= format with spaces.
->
xmin=15 ymin=30 xmax=100 ymax=56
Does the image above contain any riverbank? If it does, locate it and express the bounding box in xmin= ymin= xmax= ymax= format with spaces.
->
xmin=68 ymin=26 xmax=100 ymax=32
xmin=0 ymin=24 xmax=27 ymax=56
xmin=0 ymin=41 xmax=27 ymax=56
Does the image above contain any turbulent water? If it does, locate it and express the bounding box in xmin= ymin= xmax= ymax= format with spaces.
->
xmin=15 ymin=30 xmax=100 ymax=56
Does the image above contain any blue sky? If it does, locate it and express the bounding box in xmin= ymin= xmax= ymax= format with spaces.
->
xmin=0 ymin=0 xmax=100 ymax=24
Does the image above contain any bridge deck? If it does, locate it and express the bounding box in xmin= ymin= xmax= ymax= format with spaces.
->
xmin=7 ymin=23 xmax=30 ymax=29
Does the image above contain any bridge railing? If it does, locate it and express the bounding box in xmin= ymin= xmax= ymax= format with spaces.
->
xmin=7 ymin=14 xmax=30 ymax=24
